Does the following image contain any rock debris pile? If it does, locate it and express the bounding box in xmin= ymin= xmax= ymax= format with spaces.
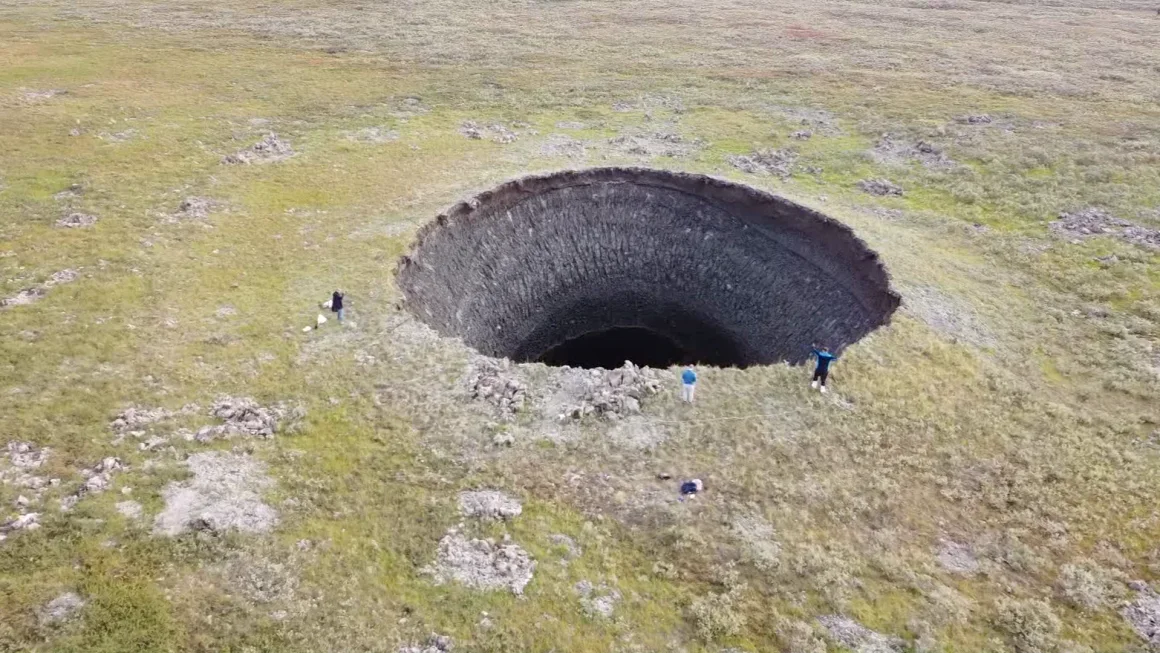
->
xmin=559 ymin=361 xmax=662 ymax=420
xmin=1123 ymin=581 xmax=1160 ymax=646
xmin=458 ymin=490 xmax=522 ymax=521
xmin=423 ymin=530 xmax=535 ymax=595
xmin=466 ymin=359 xmax=527 ymax=417
xmin=55 ymin=212 xmax=98 ymax=228
xmin=1051 ymin=207 xmax=1160 ymax=250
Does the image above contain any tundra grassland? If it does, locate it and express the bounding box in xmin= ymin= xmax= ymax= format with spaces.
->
xmin=1 ymin=0 xmax=1159 ymax=651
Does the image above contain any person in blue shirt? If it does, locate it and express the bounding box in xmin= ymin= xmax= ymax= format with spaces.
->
xmin=680 ymin=366 xmax=697 ymax=403
xmin=809 ymin=344 xmax=837 ymax=393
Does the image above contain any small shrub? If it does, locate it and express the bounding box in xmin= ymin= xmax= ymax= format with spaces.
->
xmin=1057 ymin=558 xmax=1125 ymax=611
xmin=993 ymin=597 xmax=1062 ymax=653
xmin=689 ymin=590 xmax=746 ymax=641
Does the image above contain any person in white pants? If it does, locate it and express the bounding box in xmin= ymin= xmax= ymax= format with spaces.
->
xmin=680 ymin=366 xmax=697 ymax=403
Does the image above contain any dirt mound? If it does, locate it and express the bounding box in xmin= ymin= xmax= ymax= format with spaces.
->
xmin=871 ymin=134 xmax=954 ymax=168
xmin=458 ymin=490 xmax=522 ymax=521
xmin=55 ymin=212 xmax=97 ymax=228
xmin=222 ymin=133 xmax=295 ymax=164
xmin=857 ymin=179 xmax=904 ymax=197
xmin=423 ymin=530 xmax=535 ymax=594
xmin=153 ymin=451 xmax=278 ymax=536
xmin=727 ymin=148 xmax=798 ymax=177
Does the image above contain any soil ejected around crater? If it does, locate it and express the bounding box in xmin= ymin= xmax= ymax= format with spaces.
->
xmin=397 ymin=168 xmax=899 ymax=369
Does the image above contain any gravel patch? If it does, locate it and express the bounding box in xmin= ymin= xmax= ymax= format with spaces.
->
xmin=936 ymin=539 xmax=980 ymax=575
xmin=153 ymin=451 xmax=278 ymax=536
xmin=458 ymin=490 xmax=522 ymax=521
xmin=467 ymin=359 xmax=527 ymax=419
xmin=39 ymin=592 xmax=85 ymax=625
xmin=817 ymin=615 xmax=904 ymax=652
xmin=857 ymin=179 xmax=904 ymax=197
xmin=727 ymin=148 xmax=798 ymax=177
xmin=423 ymin=530 xmax=535 ymax=594
xmin=55 ymin=212 xmax=97 ymax=228
xmin=222 ymin=133 xmax=295 ymax=164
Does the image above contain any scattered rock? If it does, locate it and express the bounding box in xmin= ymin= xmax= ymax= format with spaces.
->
xmin=1 ymin=269 xmax=78 ymax=308
xmin=459 ymin=121 xmax=517 ymax=143
xmin=168 ymin=196 xmax=217 ymax=220
xmin=190 ymin=396 xmax=305 ymax=442
xmin=558 ymin=361 xmax=661 ymax=421
xmin=607 ymin=130 xmax=702 ymax=158
xmin=871 ymin=133 xmax=954 ymax=168
xmin=467 ymin=359 xmax=527 ymax=418
xmin=56 ymin=212 xmax=98 ymax=228
xmin=575 ymin=580 xmax=620 ymax=618
xmin=955 ymin=114 xmax=993 ymax=125
xmin=817 ymin=615 xmax=904 ymax=652
xmin=727 ymin=148 xmax=798 ymax=177
xmin=0 ymin=512 xmax=41 ymax=541
xmin=1051 ymin=207 xmax=1160 ymax=250
xmin=110 ymin=404 xmax=198 ymax=435
xmin=1 ymin=287 xmax=46 ymax=308
xmin=936 ymin=539 xmax=980 ymax=575
xmin=541 ymin=134 xmax=586 ymax=159
xmin=222 ymin=133 xmax=295 ymax=164
xmin=53 ymin=183 xmax=84 ymax=201
xmin=39 ymin=592 xmax=85 ymax=625
xmin=61 ymin=457 xmax=125 ymax=511
xmin=153 ymin=451 xmax=278 ymax=536
xmin=1123 ymin=583 xmax=1160 ymax=646
xmin=399 ymin=634 xmax=454 ymax=653
xmin=857 ymin=179 xmax=904 ymax=197
xmin=215 ymin=305 xmax=237 ymax=318
xmin=116 ymin=500 xmax=143 ymax=520
xmin=791 ymin=130 xmax=813 ymax=140
xmin=423 ymin=530 xmax=535 ymax=594
xmin=458 ymin=490 xmax=522 ymax=521
xmin=611 ymin=101 xmax=635 ymax=112
xmin=768 ymin=105 xmax=842 ymax=135
xmin=214 ymin=551 xmax=299 ymax=604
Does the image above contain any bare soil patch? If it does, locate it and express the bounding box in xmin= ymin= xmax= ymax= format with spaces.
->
xmin=222 ymin=133 xmax=295 ymax=164
xmin=153 ymin=451 xmax=278 ymax=536
xmin=727 ymin=148 xmax=798 ymax=177
xmin=423 ymin=530 xmax=535 ymax=595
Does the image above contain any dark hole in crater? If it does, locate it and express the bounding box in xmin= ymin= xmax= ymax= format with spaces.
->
xmin=396 ymin=168 xmax=900 ymax=369
xmin=538 ymin=327 xmax=690 ymax=369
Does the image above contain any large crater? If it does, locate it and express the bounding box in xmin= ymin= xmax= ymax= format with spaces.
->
xmin=396 ymin=168 xmax=900 ymax=369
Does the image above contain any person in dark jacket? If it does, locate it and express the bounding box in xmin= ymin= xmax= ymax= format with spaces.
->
xmin=809 ymin=344 xmax=837 ymax=393
xmin=332 ymin=290 xmax=345 ymax=323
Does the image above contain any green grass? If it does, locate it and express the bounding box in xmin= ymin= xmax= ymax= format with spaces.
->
xmin=1 ymin=3 xmax=1159 ymax=652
